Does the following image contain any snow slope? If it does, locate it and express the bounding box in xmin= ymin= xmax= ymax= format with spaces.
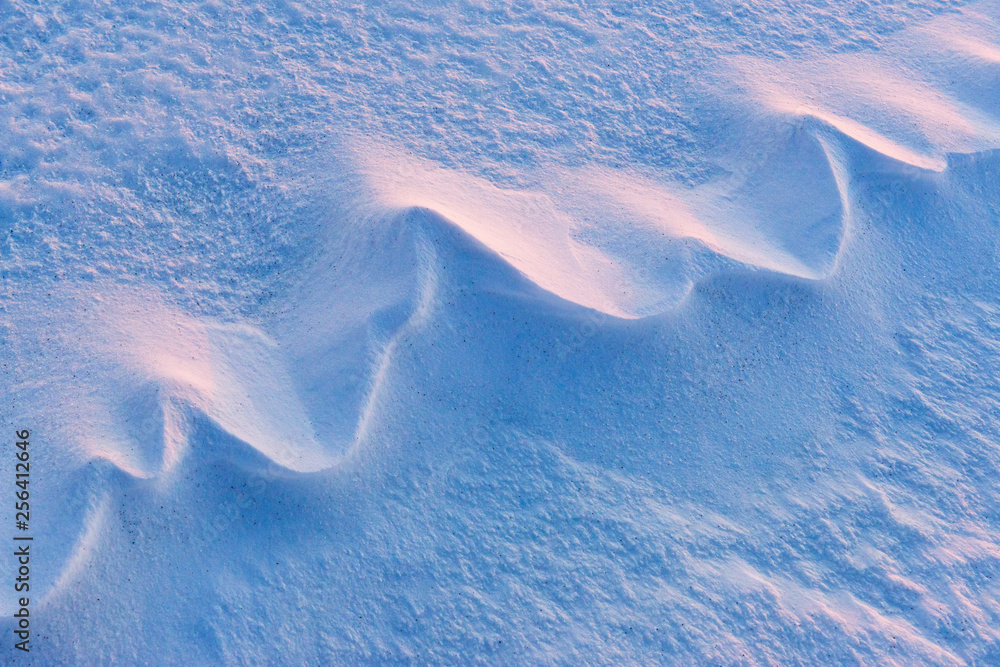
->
xmin=3 ymin=0 xmax=1000 ymax=663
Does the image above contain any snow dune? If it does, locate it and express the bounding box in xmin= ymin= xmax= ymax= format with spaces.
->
xmin=3 ymin=0 xmax=1000 ymax=663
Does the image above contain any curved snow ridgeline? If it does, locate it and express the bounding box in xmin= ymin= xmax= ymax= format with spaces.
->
xmin=3 ymin=0 xmax=1000 ymax=663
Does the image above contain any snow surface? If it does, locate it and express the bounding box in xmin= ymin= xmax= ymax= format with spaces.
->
xmin=3 ymin=0 xmax=1000 ymax=663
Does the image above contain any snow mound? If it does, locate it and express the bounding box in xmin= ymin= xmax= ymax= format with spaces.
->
xmin=349 ymin=133 xmax=846 ymax=319
xmin=9 ymin=289 xmax=335 ymax=478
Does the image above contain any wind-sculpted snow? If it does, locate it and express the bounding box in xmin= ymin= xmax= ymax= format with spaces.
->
xmin=3 ymin=0 xmax=1000 ymax=663
xmin=7 ymin=290 xmax=336 ymax=479
xmin=348 ymin=132 xmax=846 ymax=319
xmin=730 ymin=16 xmax=1000 ymax=172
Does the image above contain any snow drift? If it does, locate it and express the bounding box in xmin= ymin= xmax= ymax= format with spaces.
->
xmin=3 ymin=0 xmax=1000 ymax=663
